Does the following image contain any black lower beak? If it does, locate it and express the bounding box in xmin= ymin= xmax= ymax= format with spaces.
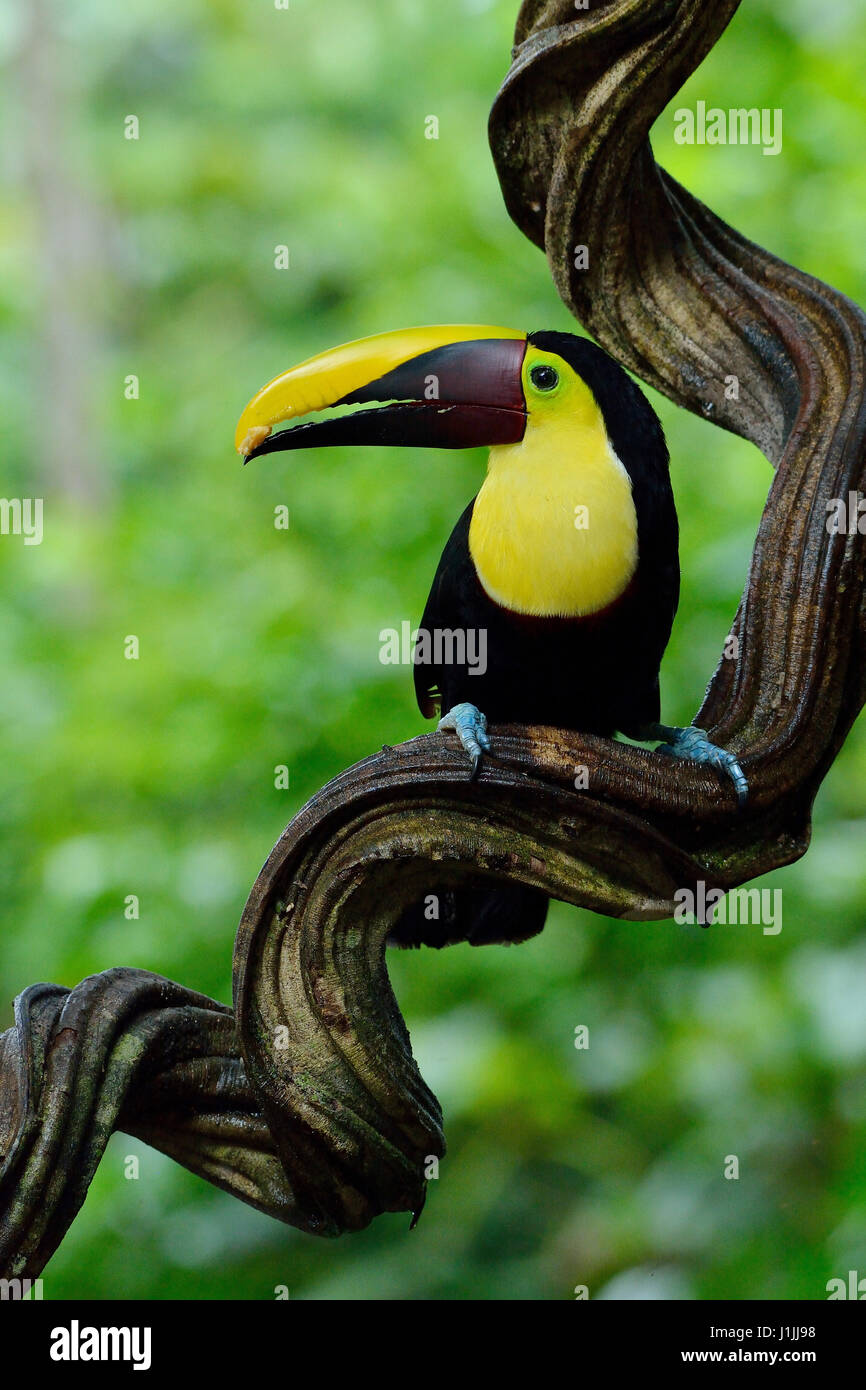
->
xmin=245 ymin=401 xmax=526 ymax=458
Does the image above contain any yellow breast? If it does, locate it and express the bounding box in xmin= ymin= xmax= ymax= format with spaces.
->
xmin=468 ymin=416 xmax=638 ymax=618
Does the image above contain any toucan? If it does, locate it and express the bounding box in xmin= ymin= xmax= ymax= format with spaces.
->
xmin=236 ymin=326 xmax=747 ymax=945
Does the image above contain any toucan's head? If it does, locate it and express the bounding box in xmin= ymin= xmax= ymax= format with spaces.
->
xmin=235 ymin=325 xmax=666 ymax=469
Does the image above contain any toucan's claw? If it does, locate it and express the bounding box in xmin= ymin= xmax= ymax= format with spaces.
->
xmin=652 ymin=723 xmax=749 ymax=808
xmin=439 ymin=702 xmax=491 ymax=779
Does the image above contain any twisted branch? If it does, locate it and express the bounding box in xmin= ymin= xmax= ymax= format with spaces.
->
xmin=490 ymin=0 xmax=866 ymax=856
xmin=3 ymin=0 xmax=865 ymax=1272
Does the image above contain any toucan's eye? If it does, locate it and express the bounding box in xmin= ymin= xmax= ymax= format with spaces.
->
xmin=529 ymin=363 xmax=559 ymax=392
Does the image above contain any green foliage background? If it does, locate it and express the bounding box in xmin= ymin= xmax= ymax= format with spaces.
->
xmin=1 ymin=0 xmax=865 ymax=1300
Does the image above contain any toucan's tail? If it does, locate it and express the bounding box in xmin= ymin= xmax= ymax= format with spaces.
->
xmin=388 ymin=881 xmax=549 ymax=949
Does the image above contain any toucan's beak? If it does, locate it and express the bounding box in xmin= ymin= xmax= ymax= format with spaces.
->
xmin=235 ymin=325 xmax=529 ymax=461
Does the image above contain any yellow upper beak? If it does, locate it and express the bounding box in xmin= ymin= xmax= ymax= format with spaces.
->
xmin=234 ymin=324 xmax=526 ymax=457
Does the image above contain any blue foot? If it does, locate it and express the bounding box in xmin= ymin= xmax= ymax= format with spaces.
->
xmin=647 ymin=723 xmax=748 ymax=808
xmin=438 ymin=702 xmax=491 ymax=781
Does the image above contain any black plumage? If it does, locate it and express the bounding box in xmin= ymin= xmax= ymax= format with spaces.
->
xmin=391 ymin=333 xmax=679 ymax=950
